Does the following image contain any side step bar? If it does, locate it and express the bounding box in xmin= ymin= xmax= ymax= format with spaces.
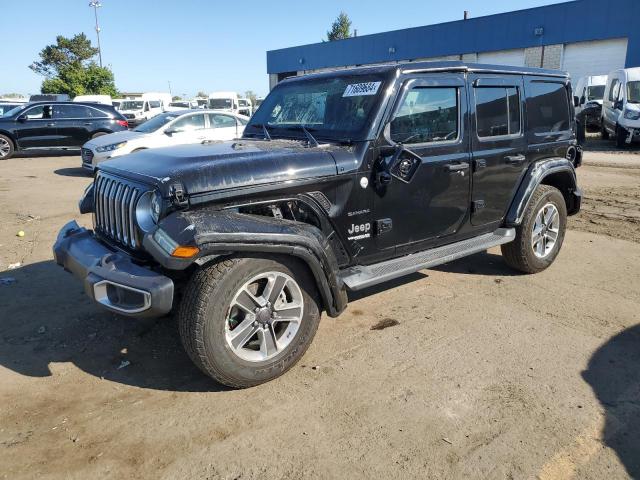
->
xmin=340 ymin=228 xmax=515 ymax=291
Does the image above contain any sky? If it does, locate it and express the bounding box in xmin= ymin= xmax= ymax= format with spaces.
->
xmin=2 ymin=0 xmax=568 ymax=98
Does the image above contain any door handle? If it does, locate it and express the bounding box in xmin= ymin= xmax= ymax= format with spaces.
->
xmin=83 ymin=122 xmax=92 ymax=126
xmin=505 ymin=154 xmax=526 ymax=164
xmin=445 ymin=162 xmax=469 ymax=172
xmin=46 ymin=123 xmax=56 ymax=127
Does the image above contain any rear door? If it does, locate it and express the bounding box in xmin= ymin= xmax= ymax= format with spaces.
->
xmin=207 ymin=113 xmax=240 ymax=140
xmin=15 ymin=104 xmax=58 ymax=148
xmin=54 ymin=104 xmax=94 ymax=146
xmin=469 ymin=75 xmax=527 ymax=227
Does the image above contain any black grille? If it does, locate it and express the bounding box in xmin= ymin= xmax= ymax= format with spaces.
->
xmin=94 ymin=172 xmax=145 ymax=249
xmin=81 ymin=148 xmax=94 ymax=164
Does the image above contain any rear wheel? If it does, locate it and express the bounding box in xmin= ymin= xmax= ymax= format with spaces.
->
xmin=501 ymin=185 xmax=567 ymax=274
xmin=0 ymin=134 xmax=15 ymax=160
xmin=178 ymin=256 xmax=321 ymax=388
xmin=601 ymin=122 xmax=610 ymax=140
xmin=576 ymin=120 xmax=586 ymax=144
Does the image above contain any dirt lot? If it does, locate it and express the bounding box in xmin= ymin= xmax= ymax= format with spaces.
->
xmin=1 ymin=140 xmax=639 ymax=479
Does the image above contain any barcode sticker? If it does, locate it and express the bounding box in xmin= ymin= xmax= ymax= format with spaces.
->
xmin=343 ymin=81 xmax=382 ymax=97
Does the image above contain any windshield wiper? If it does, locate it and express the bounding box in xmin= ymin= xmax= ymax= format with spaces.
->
xmin=281 ymin=125 xmax=322 ymax=147
xmin=248 ymin=123 xmax=272 ymax=141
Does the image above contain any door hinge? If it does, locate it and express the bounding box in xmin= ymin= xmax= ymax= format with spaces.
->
xmin=170 ymin=183 xmax=188 ymax=207
xmin=472 ymin=200 xmax=486 ymax=212
xmin=376 ymin=218 xmax=393 ymax=235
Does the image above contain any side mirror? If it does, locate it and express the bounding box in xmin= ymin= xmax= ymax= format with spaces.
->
xmin=580 ymin=96 xmax=586 ymax=105
xmin=17 ymin=114 xmax=28 ymax=122
xmin=614 ymin=100 xmax=623 ymax=110
xmin=573 ymin=96 xmax=580 ymax=107
xmin=164 ymin=128 xmax=177 ymax=136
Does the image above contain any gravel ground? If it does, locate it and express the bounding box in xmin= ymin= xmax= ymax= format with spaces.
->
xmin=0 ymin=145 xmax=639 ymax=479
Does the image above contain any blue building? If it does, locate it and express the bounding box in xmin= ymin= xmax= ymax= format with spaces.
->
xmin=266 ymin=0 xmax=640 ymax=89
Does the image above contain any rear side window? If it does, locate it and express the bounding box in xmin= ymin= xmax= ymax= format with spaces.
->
xmin=390 ymin=87 xmax=458 ymax=144
xmin=475 ymin=87 xmax=521 ymax=138
xmin=54 ymin=105 xmax=93 ymax=118
xmin=526 ymin=82 xmax=571 ymax=135
xmin=149 ymin=100 xmax=161 ymax=108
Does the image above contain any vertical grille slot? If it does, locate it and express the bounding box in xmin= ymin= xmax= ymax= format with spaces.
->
xmin=93 ymin=172 xmax=145 ymax=249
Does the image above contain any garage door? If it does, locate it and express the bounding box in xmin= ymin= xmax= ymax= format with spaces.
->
xmin=477 ymin=49 xmax=525 ymax=67
xmin=562 ymin=38 xmax=628 ymax=81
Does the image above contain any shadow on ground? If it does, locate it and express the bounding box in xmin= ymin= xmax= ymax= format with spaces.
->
xmin=14 ymin=149 xmax=80 ymax=158
xmin=54 ymin=167 xmax=92 ymax=178
xmin=581 ymin=134 xmax=640 ymax=154
xmin=0 ymin=260 xmax=227 ymax=393
xmin=583 ymin=324 xmax=640 ymax=478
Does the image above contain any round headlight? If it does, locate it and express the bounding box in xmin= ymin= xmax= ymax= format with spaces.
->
xmin=136 ymin=190 xmax=161 ymax=233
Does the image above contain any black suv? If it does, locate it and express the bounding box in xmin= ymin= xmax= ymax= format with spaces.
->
xmin=54 ymin=62 xmax=582 ymax=387
xmin=0 ymin=101 xmax=128 ymax=160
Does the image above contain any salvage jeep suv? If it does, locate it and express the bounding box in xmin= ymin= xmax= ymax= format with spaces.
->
xmin=54 ymin=62 xmax=582 ymax=387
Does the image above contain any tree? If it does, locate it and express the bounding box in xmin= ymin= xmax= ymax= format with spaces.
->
xmin=196 ymin=91 xmax=208 ymax=98
xmin=0 ymin=93 xmax=24 ymax=99
xmin=244 ymin=90 xmax=258 ymax=105
xmin=30 ymin=33 xmax=118 ymax=97
xmin=327 ymin=12 xmax=352 ymax=41
xmin=172 ymin=95 xmax=182 ymax=101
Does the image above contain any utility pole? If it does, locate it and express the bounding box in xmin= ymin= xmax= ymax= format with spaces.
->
xmin=168 ymin=81 xmax=172 ymax=96
xmin=89 ymin=1 xmax=103 ymax=67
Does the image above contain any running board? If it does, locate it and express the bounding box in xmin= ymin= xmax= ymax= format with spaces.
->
xmin=340 ymin=228 xmax=515 ymax=291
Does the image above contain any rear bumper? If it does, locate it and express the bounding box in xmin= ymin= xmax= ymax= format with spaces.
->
xmin=53 ymin=221 xmax=174 ymax=318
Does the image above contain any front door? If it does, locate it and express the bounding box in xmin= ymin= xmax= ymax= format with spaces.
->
xmin=168 ymin=113 xmax=207 ymax=144
xmin=15 ymin=104 xmax=58 ymax=148
xmin=207 ymin=113 xmax=240 ymax=140
xmin=373 ymin=74 xmax=471 ymax=253
xmin=468 ymin=75 xmax=528 ymax=227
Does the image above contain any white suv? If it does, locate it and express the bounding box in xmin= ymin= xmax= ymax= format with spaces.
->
xmin=81 ymin=110 xmax=248 ymax=171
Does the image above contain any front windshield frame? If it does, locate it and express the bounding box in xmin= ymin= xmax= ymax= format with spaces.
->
xmin=133 ymin=112 xmax=180 ymax=133
xmin=244 ymin=72 xmax=391 ymax=142
xmin=627 ymin=81 xmax=640 ymax=104
xmin=121 ymin=100 xmax=144 ymax=110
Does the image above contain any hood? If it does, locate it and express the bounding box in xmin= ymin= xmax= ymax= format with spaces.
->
xmin=98 ymin=139 xmax=345 ymax=198
xmin=85 ymin=130 xmax=146 ymax=148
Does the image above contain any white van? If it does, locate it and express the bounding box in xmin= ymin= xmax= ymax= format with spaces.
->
xmin=73 ymin=94 xmax=113 ymax=105
xmin=573 ymin=75 xmax=607 ymax=137
xmin=602 ymin=68 xmax=640 ymax=147
xmin=208 ymin=91 xmax=239 ymax=114
xmin=238 ymin=98 xmax=253 ymax=117
xmin=119 ymin=92 xmax=172 ymax=126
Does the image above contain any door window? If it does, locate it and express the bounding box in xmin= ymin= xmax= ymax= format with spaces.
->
xmin=609 ymin=79 xmax=620 ymax=101
xmin=170 ymin=114 xmax=205 ymax=132
xmin=208 ymin=113 xmax=237 ymax=128
xmin=526 ymin=82 xmax=571 ymax=134
xmin=390 ymin=87 xmax=458 ymax=144
xmin=24 ymin=105 xmax=53 ymax=119
xmin=475 ymin=87 xmax=521 ymax=138
xmin=54 ymin=104 xmax=92 ymax=118
xmin=149 ymin=100 xmax=161 ymax=109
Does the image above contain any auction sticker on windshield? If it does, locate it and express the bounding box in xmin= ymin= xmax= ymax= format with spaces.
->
xmin=343 ymin=82 xmax=382 ymax=97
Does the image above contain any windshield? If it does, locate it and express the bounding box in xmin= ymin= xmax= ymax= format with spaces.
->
xmin=0 ymin=105 xmax=24 ymax=117
xmin=627 ymin=81 xmax=640 ymax=104
xmin=209 ymin=98 xmax=232 ymax=109
xmin=238 ymin=99 xmax=248 ymax=106
xmin=245 ymin=74 xmax=387 ymax=141
xmin=133 ymin=112 xmax=180 ymax=133
xmin=586 ymin=85 xmax=605 ymax=101
xmin=121 ymin=100 xmax=144 ymax=110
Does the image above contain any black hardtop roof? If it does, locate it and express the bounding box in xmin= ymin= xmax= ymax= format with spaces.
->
xmin=281 ymin=60 xmax=568 ymax=84
xmin=24 ymin=101 xmax=115 ymax=108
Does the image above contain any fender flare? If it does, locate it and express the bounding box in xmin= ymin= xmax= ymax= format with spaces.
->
xmin=144 ymin=210 xmax=348 ymax=317
xmin=505 ymin=157 xmax=581 ymax=226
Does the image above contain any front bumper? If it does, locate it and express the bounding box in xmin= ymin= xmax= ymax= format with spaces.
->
xmin=53 ymin=221 xmax=174 ymax=318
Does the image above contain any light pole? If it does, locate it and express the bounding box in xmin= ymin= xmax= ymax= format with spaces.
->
xmin=89 ymin=1 xmax=103 ymax=67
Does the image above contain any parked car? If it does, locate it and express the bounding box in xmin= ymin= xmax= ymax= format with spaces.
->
xmin=80 ymin=110 xmax=248 ymax=171
xmin=165 ymin=100 xmax=198 ymax=111
xmin=119 ymin=93 xmax=172 ymax=126
xmin=29 ymin=94 xmax=70 ymax=102
xmin=573 ymin=75 xmax=607 ymax=141
xmin=208 ymin=91 xmax=239 ymax=114
xmin=238 ymin=98 xmax=253 ymax=117
xmin=73 ymin=94 xmax=113 ymax=105
xmin=0 ymin=101 xmax=128 ymax=160
xmin=602 ymin=67 xmax=640 ymax=147
xmin=0 ymin=102 xmax=25 ymax=116
xmin=54 ymin=61 xmax=582 ymax=387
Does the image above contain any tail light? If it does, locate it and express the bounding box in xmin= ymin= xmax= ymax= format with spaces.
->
xmin=116 ymin=119 xmax=129 ymax=128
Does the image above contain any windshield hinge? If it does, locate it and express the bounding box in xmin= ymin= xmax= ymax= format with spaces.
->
xmin=170 ymin=183 xmax=188 ymax=207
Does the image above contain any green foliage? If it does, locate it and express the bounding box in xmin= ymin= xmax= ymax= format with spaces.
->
xmin=327 ymin=12 xmax=352 ymax=41
xmin=30 ymin=33 xmax=117 ymax=97
xmin=196 ymin=91 xmax=208 ymax=98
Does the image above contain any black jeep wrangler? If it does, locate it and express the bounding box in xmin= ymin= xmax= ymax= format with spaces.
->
xmin=54 ymin=62 xmax=582 ymax=387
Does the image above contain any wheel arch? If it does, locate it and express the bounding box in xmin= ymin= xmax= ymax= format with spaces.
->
xmin=0 ymin=129 xmax=18 ymax=149
xmin=505 ymin=157 xmax=581 ymax=226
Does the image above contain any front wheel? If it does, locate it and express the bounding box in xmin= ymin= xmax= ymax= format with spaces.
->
xmin=501 ymin=185 xmax=567 ymax=274
xmin=616 ymin=124 xmax=628 ymax=149
xmin=178 ymin=256 xmax=321 ymax=388
xmin=0 ymin=134 xmax=15 ymax=160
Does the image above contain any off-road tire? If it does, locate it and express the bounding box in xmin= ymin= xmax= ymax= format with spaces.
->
xmin=0 ymin=134 xmax=15 ymax=160
xmin=601 ymin=123 xmax=610 ymax=140
xmin=615 ymin=124 xmax=628 ymax=149
xmin=501 ymin=185 xmax=567 ymax=274
xmin=178 ymin=255 xmax=321 ymax=388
